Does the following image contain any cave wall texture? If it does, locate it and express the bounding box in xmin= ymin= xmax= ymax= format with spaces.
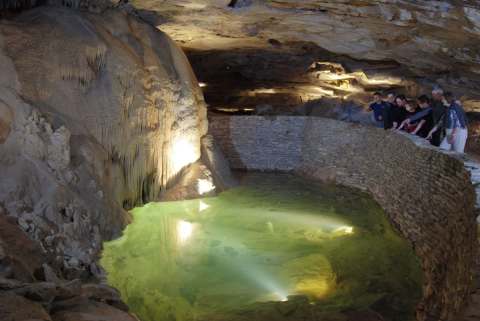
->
xmin=0 ymin=1 xmax=232 ymax=319
xmin=0 ymin=0 xmax=239 ymax=291
xmin=131 ymin=0 xmax=480 ymax=153
xmin=0 ymin=0 xmax=479 ymax=320
xmin=210 ymin=115 xmax=478 ymax=321
xmin=127 ymin=0 xmax=480 ymax=156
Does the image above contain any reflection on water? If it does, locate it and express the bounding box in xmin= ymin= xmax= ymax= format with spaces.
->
xmin=101 ymin=173 xmax=422 ymax=321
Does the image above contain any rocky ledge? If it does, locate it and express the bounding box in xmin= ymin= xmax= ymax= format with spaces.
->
xmin=0 ymin=211 xmax=138 ymax=321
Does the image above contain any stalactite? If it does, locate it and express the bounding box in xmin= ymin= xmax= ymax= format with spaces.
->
xmin=100 ymin=66 xmax=193 ymax=207
xmin=59 ymin=45 xmax=107 ymax=89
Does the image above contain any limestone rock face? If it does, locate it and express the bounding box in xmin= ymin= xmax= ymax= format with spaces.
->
xmin=0 ymin=4 xmax=211 ymax=278
xmin=132 ymin=0 xmax=480 ymax=112
xmin=0 ymin=3 xmax=223 ymax=321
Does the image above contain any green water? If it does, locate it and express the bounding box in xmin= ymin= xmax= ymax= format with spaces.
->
xmin=101 ymin=174 xmax=422 ymax=321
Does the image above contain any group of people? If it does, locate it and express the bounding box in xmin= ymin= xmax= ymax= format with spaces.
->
xmin=369 ymin=87 xmax=468 ymax=153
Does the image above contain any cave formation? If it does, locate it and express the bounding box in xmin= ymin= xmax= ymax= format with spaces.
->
xmin=0 ymin=1 xmax=479 ymax=321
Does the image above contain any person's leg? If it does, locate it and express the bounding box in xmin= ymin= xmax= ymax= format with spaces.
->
xmin=431 ymin=130 xmax=441 ymax=146
xmin=371 ymin=114 xmax=379 ymax=127
xmin=453 ymin=128 xmax=468 ymax=153
xmin=440 ymin=129 xmax=453 ymax=151
xmin=439 ymin=137 xmax=451 ymax=150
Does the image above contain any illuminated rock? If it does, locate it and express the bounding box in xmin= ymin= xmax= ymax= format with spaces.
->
xmin=0 ymin=4 xmax=215 ymax=279
xmin=132 ymin=0 xmax=480 ymax=113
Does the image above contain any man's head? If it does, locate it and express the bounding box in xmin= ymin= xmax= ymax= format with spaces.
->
xmin=387 ymin=93 xmax=395 ymax=103
xmin=432 ymin=87 xmax=444 ymax=101
xmin=373 ymin=92 xmax=382 ymax=103
xmin=417 ymin=95 xmax=430 ymax=109
xmin=395 ymin=95 xmax=407 ymax=107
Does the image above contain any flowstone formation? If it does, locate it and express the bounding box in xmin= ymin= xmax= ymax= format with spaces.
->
xmin=0 ymin=2 xmax=233 ymax=320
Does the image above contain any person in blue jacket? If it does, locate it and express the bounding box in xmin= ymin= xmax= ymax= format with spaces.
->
xmin=427 ymin=92 xmax=468 ymax=153
xmin=369 ymin=92 xmax=386 ymax=128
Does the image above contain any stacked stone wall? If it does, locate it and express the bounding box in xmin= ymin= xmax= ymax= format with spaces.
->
xmin=209 ymin=115 xmax=478 ymax=321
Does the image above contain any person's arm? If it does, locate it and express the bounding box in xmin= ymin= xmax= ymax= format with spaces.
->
xmin=409 ymin=108 xmax=431 ymax=123
xmin=427 ymin=114 xmax=445 ymax=140
xmin=448 ymin=127 xmax=456 ymax=144
xmin=397 ymin=118 xmax=410 ymax=131
xmin=426 ymin=125 xmax=438 ymax=140
xmin=412 ymin=120 xmax=426 ymax=135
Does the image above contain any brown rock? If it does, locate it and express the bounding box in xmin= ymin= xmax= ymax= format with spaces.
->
xmin=80 ymin=283 xmax=130 ymax=311
xmin=0 ymin=292 xmax=52 ymax=321
xmin=12 ymin=282 xmax=58 ymax=304
xmin=51 ymin=300 xmax=138 ymax=321
xmin=0 ymin=214 xmax=46 ymax=282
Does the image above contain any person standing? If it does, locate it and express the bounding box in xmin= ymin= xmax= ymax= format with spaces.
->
xmin=427 ymin=92 xmax=468 ymax=153
xmin=383 ymin=93 xmax=396 ymax=130
xmin=400 ymin=100 xmax=420 ymax=133
xmin=398 ymin=95 xmax=433 ymax=138
xmin=369 ymin=92 xmax=386 ymax=128
xmin=391 ymin=95 xmax=408 ymax=129
xmin=430 ymin=87 xmax=447 ymax=146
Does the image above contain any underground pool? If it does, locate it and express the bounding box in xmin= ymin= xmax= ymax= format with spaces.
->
xmin=101 ymin=173 xmax=422 ymax=321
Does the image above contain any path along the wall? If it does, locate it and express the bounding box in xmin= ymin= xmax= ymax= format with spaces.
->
xmin=209 ymin=115 xmax=479 ymax=321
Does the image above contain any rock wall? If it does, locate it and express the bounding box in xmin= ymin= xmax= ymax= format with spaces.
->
xmin=0 ymin=4 xmax=213 ymax=274
xmin=209 ymin=115 xmax=478 ymax=321
xmin=0 ymin=212 xmax=139 ymax=321
xmin=0 ymin=4 xmax=229 ymax=320
xmin=133 ymin=0 xmax=480 ymax=110
xmin=0 ymin=0 xmax=118 ymax=13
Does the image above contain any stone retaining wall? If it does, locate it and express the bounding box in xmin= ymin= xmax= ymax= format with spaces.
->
xmin=209 ymin=115 xmax=478 ymax=321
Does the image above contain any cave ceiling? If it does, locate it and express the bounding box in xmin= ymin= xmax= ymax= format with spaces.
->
xmin=130 ymin=0 xmax=480 ymax=111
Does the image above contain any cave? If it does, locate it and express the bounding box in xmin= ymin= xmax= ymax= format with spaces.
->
xmin=0 ymin=1 xmax=479 ymax=321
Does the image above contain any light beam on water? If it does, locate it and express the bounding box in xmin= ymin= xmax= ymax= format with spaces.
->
xmin=100 ymin=174 xmax=422 ymax=321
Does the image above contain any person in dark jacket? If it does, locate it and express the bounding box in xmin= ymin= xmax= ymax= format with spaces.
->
xmin=400 ymin=100 xmax=419 ymax=133
xmin=427 ymin=92 xmax=468 ymax=153
xmin=398 ymin=95 xmax=433 ymax=138
xmin=391 ymin=95 xmax=408 ymax=129
xmin=430 ymin=87 xmax=447 ymax=146
xmin=369 ymin=92 xmax=386 ymax=128
xmin=383 ymin=93 xmax=396 ymax=130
